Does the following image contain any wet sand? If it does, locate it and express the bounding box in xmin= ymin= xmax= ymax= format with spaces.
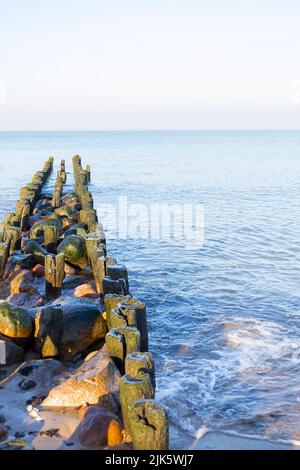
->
xmin=170 ymin=425 xmax=300 ymax=450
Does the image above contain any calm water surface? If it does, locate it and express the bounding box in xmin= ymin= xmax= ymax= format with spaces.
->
xmin=1 ymin=130 xmax=300 ymax=444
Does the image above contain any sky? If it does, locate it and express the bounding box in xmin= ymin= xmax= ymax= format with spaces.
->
xmin=0 ymin=0 xmax=300 ymax=130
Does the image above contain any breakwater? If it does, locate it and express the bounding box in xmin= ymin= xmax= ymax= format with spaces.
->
xmin=0 ymin=156 xmax=168 ymax=450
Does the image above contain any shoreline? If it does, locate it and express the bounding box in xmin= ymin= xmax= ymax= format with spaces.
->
xmin=170 ymin=425 xmax=300 ymax=450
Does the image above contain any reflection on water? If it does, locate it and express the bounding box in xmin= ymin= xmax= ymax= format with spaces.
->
xmin=1 ymin=130 xmax=300 ymax=443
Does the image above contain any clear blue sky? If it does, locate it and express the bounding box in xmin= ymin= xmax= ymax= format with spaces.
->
xmin=0 ymin=0 xmax=300 ymax=130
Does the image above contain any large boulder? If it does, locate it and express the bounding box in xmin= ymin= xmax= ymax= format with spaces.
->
xmin=76 ymin=405 xmax=123 ymax=449
xmin=29 ymin=219 xmax=62 ymax=239
xmin=10 ymin=270 xmax=34 ymax=295
xmin=73 ymin=282 xmax=98 ymax=299
xmin=0 ymin=301 xmax=32 ymax=341
xmin=55 ymin=206 xmax=79 ymax=220
xmin=35 ymin=297 xmax=107 ymax=360
xmin=24 ymin=240 xmax=48 ymax=264
xmin=0 ymin=335 xmax=24 ymax=365
xmin=35 ymin=305 xmax=63 ymax=358
xmin=57 ymin=235 xmax=88 ymax=269
xmin=4 ymin=254 xmax=37 ymax=276
xmin=6 ymin=292 xmax=44 ymax=308
xmin=42 ymin=348 xmax=121 ymax=408
xmin=34 ymin=199 xmax=52 ymax=211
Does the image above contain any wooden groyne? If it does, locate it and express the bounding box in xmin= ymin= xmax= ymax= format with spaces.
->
xmin=0 ymin=157 xmax=168 ymax=450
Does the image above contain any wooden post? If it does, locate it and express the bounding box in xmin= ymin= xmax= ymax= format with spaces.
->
xmin=108 ymin=307 xmax=136 ymax=331
xmin=93 ymin=255 xmax=106 ymax=295
xmin=107 ymin=264 xmax=129 ymax=294
xmin=86 ymin=164 xmax=91 ymax=182
xmin=105 ymin=326 xmax=140 ymax=375
xmin=104 ymin=294 xmax=131 ymax=322
xmin=44 ymin=225 xmax=59 ymax=253
xmin=125 ymin=352 xmax=156 ymax=391
xmin=130 ymin=400 xmax=169 ymax=450
xmin=120 ymin=375 xmax=154 ymax=441
xmin=5 ymin=226 xmax=22 ymax=254
xmin=118 ymin=298 xmax=148 ymax=352
xmin=0 ymin=242 xmax=9 ymax=281
xmin=45 ymin=253 xmax=65 ymax=300
xmin=20 ymin=204 xmax=30 ymax=231
xmin=85 ymin=234 xmax=101 ymax=264
xmin=102 ymin=276 xmax=127 ymax=296
xmin=52 ymin=176 xmax=63 ymax=208
xmin=79 ymin=208 xmax=97 ymax=226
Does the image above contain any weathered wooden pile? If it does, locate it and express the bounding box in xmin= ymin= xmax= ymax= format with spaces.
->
xmin=0 ymin=156 xmax=168 ymax=450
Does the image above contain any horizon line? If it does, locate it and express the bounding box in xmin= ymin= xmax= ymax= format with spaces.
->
xmin=1 ymin=128 xmax=300 ymax=133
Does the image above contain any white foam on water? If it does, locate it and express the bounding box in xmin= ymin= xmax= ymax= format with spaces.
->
xmin=156 ymin=315 xmax=300 ymax=442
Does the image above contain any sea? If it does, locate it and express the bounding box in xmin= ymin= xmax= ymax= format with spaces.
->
xmin=0 ymin=130 xmax=300 ymax=446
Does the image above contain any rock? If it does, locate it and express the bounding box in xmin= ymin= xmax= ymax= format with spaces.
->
xmin=61 ymin=217 xmax=76 ymax=231
xmin=18 ymin=378 xmax=36 ymax=390
xmin=61 ymin=192 xmax=79 ymax=202
xmin=76 ymin=406 xmax=123 ymax=449
xmin=55 ymin=206 xmax=79 ymax=220
xmin=64 ymin=223 xmax=88 ymax=239
xmin=0 ymin=301 xmax=32 ymax=341
xmin=64 ymin=263 xmax=78 ymax=275
xmin=34 ymin=199 xmax=52 ymax=211
xmin=6 ymin=292 xmax=44 ymax=308
xmin=29 ymin=219 xmax=62 ymax=239
xmin=0 ymin=423 xmax=8 ymax=441
xmin=4 ymin=254 xmax=37 ymax=276
xmin=32 ymin=264 xmax=45 ymax=277
xmin=35 ymin=305 xmax=63 ymax=358
xmin=24 ymin=240 xmax=48 ymax=264
xmin=0 ymin=337 xmax=24 ymax=365
xmin=36 ymin=297 xmax=107 ymax=360
xmin=57 ymin=235 xmax=88 ymax=269
xmin=39 ymin=192 xmax=53 ymax=200
xmin=28 ymin=213 xmax=43 ymax=227
xmin=42 ymin=348 xmax=121 ymax=407
xmin=73 ymin=282 xmax=98 ymax=299
xmin=10 ymin=270 xmax=34 ymax=294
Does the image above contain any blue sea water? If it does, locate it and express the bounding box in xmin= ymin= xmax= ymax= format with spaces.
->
xmin=1 ymin=130 xmax=300 ymax=444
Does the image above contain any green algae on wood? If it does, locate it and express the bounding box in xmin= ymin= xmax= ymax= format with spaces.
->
xmin=129 ymin=399 xmax=169 ymax=450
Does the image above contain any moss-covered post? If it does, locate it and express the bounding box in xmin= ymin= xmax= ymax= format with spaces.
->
xmin=104 ymin=294 xmax=131 ymax=323
xmin=20 ymin=204 xmax=30 ymax=231
xmin=86 ymin=164 xmax=91 ymax=182
xmin=102 ymin=276 xmax=127 ymax=296
xmin=85 ymin=234 xmax=104 ymax=264
xmin=0 ymin=242 xmax=9 ymax=281
xmin=59 ymin=160 xmax=67 ymax=183
xmin=108 ymin=307 xmax=136 ymax=331
xmin=107 ymin=264 xmax=129 ymax=294
xmin=45 ymin=253 xmax=65 ymax=300
xmin=130 ymin=400 xmax=169 ymax=450
xmin=118 ymin=298 xmax=148 ymax=352
xmin=125 ymin=351 xmax=156 ymax=391
xmin=120 ymin=375 xmax=154 ymax=441
xmin=93 ymin=255 xmax=106 ymax=295
xmin=52 ymin=176 xmax=63 ymax=208
xmin=105 ymin=326 xmax=140 ymax=374
xmin=44 ymin=225 xmax=59 ymax=253
xmin=5 ymin=226 xmax=22 ymax=254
